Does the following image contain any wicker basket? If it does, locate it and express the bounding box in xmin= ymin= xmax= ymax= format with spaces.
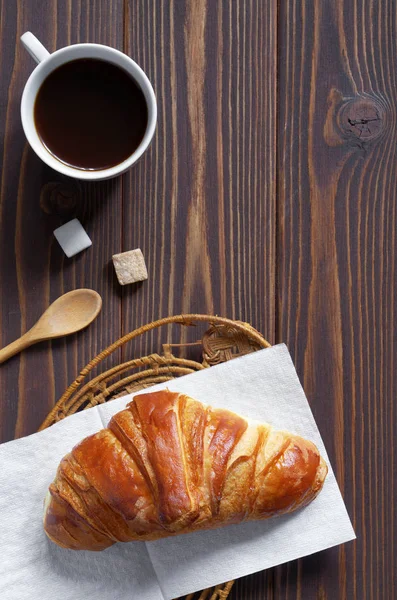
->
xmin=40 ymin=314 xmax=271 ymax=600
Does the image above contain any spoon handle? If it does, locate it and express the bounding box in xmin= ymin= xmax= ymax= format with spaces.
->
xmin=0 ymin=333 xmax=35 ymax=365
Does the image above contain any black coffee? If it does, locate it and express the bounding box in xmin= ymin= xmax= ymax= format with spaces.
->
xmin=34 ymin=58 xmax=148 ymax=170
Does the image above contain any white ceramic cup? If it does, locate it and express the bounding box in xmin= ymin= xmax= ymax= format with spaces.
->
xmin=20 ymin=32 xmax=157 ymax=181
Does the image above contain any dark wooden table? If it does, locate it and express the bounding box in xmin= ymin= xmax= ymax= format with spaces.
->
xmin=0 ymin=1 xmax=395 ymax=598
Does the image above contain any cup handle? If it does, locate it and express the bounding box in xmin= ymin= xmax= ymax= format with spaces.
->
xmin=20 ymin=32 xmax=50 ymax=64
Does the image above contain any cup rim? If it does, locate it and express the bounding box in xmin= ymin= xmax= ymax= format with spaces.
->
xmin=21 ymin=43 xmax=157 ymax=181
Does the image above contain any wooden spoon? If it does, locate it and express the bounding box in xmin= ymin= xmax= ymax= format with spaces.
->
xmin=0 ymin=289 xmax=102 ymax=365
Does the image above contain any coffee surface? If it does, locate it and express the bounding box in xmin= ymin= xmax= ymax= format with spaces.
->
xmin=34 ymin=58 xmax=148 ymax=170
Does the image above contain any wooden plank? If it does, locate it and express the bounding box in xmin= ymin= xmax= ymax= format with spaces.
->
xmin=0 ymin=0 xmax=124 ymax=442
xmin=277 ymin=1 xmax=397 ymax=598
xmin=121 ymin=0 xmax=276 ymax=358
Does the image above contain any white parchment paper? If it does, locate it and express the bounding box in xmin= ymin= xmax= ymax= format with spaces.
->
xmin=0 ymin=344 xmax=355 ymax=600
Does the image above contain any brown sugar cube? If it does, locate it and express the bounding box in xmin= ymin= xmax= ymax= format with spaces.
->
xmin=112 ymin=249 xmax=148 ymax=285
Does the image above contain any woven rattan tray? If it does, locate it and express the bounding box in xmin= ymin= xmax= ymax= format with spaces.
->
xmin=41 ymin=314 xmax=270 ymax=600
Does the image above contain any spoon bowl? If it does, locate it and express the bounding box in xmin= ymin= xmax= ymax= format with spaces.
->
xmin=32 ymin=289 xmax=102 ymax=341
xmin=0 ymin=289 xmax=102 ymax=364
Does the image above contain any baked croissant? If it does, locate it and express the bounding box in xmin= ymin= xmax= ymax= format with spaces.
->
xmin=44 ymin=390 xmax=328 ymax=550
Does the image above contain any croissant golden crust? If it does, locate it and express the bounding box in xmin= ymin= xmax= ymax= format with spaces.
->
xmin=43 ymin=390 xmax=328 ymax=550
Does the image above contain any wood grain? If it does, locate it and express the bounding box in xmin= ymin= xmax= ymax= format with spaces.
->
xmin=0 ymin=0 xmax=124 ymax=442
xmin=277 ymin=1 xmax=397 ymax=599
xmin=0 ymin=0 xmax=395 ymax=598
xmin=121 ymin=0 xmax=276 ymax=357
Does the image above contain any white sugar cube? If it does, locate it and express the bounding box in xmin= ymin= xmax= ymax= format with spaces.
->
xmin=112 ymin=249 xmax=148 ymax=285
xmin=53 ymin=219 xmax=92 ymax=258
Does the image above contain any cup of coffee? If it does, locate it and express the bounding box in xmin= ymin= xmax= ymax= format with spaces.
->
xmin=20 ymin=32 xmax=157 ymax=180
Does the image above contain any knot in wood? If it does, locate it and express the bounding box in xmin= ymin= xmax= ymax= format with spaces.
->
xmin=40 ymin=181 xmax=80 ymax=216
xmin=339 ymin=98 xmax=385 ymax=141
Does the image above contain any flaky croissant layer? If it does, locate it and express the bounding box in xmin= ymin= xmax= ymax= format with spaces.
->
xmin=44 ymin=390 xmax=328 ymax=550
